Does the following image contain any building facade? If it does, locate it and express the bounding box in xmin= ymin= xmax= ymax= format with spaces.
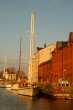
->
xmin=3 ymin=67 xmax=16 ymax=81
xmin=37 ymin=32 xmax=73 ymax=86
xmin=51 ymin=32 xmax=73 ymax=86
xmin=37 ymin=43 xmax=56 ymax=85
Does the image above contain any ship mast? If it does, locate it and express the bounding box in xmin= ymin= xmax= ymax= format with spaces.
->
xmin=28 ymin=12 xmax=37 ymax=84
xmin=18 ymin=34 xmax=22 ymax=75
xmin=4 ymin=56 xmax=7 ymax=71
xmin=3 ymin=56 xmax=8 ymax=79
xmin=30 ymin=12 xmax=35 ymax=56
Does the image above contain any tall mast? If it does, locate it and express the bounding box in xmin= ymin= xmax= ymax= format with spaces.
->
xmin=4 ymin=56 xmax=7 ymax=72
xmin=3 ymin=56 xmax=7 ymax=78
xmin=30 ymin=12 xmax=35 ymax=57
xmin=5 ymin=56 xmax=7 ymax=67
xmin=19 ymin=34 xmax=22 ymax=74
xmin=28 ymin=12 xmax=36 ymax=84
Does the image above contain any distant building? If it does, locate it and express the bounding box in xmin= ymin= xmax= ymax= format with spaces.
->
xmin=3 ymin=67 xmax=16 ymax=81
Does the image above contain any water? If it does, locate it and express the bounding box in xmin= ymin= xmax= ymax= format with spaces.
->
xmin=0 ymin=88 xmax=73 ymax=110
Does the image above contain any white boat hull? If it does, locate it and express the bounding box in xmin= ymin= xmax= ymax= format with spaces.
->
xmin=11 ymin=87 xmax=39 ymax=96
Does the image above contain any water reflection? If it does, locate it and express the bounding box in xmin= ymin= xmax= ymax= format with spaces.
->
xmin=0 ymin=88 xmax=73 ymax=110
xmin=18 ymin=96 xmax=51 ymax=110
xmin=20 ymin=95 xmax=73 ymax=110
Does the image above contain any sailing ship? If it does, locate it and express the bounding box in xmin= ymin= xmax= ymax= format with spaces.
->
xmin=11 ymin=12 xmax=39 ymax=96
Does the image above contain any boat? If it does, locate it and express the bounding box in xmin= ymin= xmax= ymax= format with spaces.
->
xmin=11 ymin=13 xmax=39 ymax=97
xmin=0 ymin=82 xmax=12 ymax=89
xmin=5 ymin=84 xmax=12 ymax=91
xmin=11 ymin=83 xmax=39 ymax=96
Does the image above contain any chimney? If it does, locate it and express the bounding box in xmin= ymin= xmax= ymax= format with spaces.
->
xmin=68 ymin=32 xmax=73 ymax=42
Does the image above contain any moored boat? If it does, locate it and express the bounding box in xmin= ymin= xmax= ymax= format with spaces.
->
xmin=11 ymin=83 xmax=39 ymax=96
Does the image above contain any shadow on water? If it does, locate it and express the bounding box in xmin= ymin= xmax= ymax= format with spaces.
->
xmin=23 ymin=94 xmax=73 ymax=110
xmin=35 ymin=89 xmax=56 ymax=101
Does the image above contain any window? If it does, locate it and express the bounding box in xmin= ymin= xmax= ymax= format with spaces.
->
xmin=66 ymin=83 xmax=69 ymax=87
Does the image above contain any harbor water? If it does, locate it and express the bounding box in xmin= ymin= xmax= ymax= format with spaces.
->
xmin=0 ymin=88 xmax=73 ymax=110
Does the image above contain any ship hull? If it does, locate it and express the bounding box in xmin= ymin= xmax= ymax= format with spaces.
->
xmin=11 ymin=86 xmax=39 ymax=96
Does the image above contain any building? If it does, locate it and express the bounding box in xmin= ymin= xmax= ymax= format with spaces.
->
xmin=36 ymin=32 xmax=73 ymax=86
xmin=36 ymin=43 xmax=56 ymax=85
xmin=3 ymin=67 xmax=16 ymax=81
xmin=51 ymin=32 xmax=73 ymax=86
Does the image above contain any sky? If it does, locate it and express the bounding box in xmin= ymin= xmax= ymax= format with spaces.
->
xmin=0 ymin=0 xmax=73 ymax=65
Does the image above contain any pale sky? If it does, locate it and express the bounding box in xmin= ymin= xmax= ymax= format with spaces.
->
xmin=0 ymin=0 xmax=73 ymax=64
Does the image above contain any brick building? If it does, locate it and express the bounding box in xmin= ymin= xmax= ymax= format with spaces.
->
xmin=38 ymin=32 xmax=73 ymax=86
xmin=52 ymin=32 xmax=73 ymax=86
xmin=37 ymin=43 xmax=56 ymax=85
xmin=38 ymin=60 xmax=52 ymax=85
